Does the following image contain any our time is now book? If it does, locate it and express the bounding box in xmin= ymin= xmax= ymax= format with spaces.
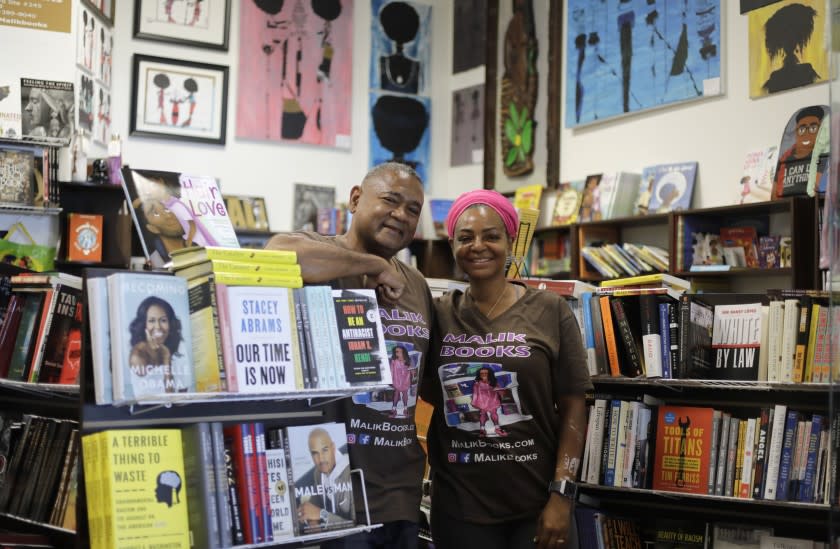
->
xmin=121 ymin=168 xmax=240 ymax=268
xmin=652 ymin=405 xmax=716 ymax=494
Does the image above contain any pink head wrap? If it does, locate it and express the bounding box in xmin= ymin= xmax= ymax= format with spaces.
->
xmin=445 ymin=189 xmax=519 ymax=239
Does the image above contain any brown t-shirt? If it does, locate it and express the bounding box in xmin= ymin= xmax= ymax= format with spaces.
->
xmin=297 ymin=232 xmax=433 ymax=524
xmin=424 ymin=285 xmax=592 ymax=524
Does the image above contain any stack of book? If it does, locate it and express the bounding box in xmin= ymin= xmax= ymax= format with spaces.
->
xmin=581 ymin=243 xmax=670 ymax=278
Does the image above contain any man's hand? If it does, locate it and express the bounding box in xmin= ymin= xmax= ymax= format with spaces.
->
xmin=535 ymin=494 xmax=572 ymax=549
xmin=367 ymin=262 xmax=405 ymax=303
xmin=297 ymin=500 xmax=323 ymax=526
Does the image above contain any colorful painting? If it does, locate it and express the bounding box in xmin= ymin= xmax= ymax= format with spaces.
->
xmin=370 ymin=0 xmax=432 ymax=96
xmin=236 ymin=0 xmax=353 ymax=148
xmin=451 ymin=84 xmax=484 ymax=166
xmin=565 ymin=0 xmax=721 ymax=128
xmin=748 ymin=0 xmax=827 ymax=98
xmin=369 ymin=92 xmax=430 ymax=185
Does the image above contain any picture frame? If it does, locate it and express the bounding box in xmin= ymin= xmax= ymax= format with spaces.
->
xmin=483 ymin=0 xmax=562 ymax=192
xmin=130 ymin=54 xmax=229 ymax=145
xmin=82 ymin=0 xmax=115 ymax=27
xmin=133 ymin=0 xmax=231 ymax=51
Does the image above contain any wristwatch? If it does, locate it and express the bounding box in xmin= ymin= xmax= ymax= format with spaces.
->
xmin=548 ymin=479 xmax=579 ymax=500
xmin=319 ymin=508 xmax=329 ymax=523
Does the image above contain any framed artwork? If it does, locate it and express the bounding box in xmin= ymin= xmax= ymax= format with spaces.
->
xmin=484 ymin=0 xmax=562 ymax=192
xmin=370 ymin=0 xmax=432 ymax=96
xmin=235 ymin=0 xmax=354 ymax=148
xmin=453 ymin=0 xmax=486 ymax=74
xmin=293 ymin=184 xmax=336 ymax=232
xmin=130 ymin=54 xmax=229 ymax=145
xmin=564 ymin=0 xmax=722 ymax=128
xmin=82 ymin=0 xmax=115 ymax=26
xmin=748 ymin=0 xmax=827 ymax=98
xmin=133 ymin=0 xmax=231 ymax=51
xmin=451 ymin=84 xmax=484 ymax=167
xmin=369 ymin=91 xmax=431 ymax=185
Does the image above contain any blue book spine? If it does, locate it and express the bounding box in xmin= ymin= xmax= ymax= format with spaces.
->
xmin=581 ymin=292 xmax=596 ymax=374
xmin=659 ymin=302 xmax=671 ymax=379
xmin=604 ymin=399 xmax=622 ymax=487
xmin=775 ymin=410 xmax=800 ymax=501
xmin=800 ymin=414 xmax=823 ymax=502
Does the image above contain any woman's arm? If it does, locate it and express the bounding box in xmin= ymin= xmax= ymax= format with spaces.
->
xmin=536 ymin=394 xmax=587 ymax=549
xmin=266 ymin=233 xmax=405 ymax=300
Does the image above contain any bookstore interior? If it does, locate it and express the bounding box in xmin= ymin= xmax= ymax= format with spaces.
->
xmin=1 ymin=0 xmax=840 ymax=548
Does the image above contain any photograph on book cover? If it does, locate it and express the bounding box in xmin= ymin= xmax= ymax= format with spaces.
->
xmin=235 ymin=0 xmax=353 ymax=148
xmin=564 ymin=0 xmax=722 ymax=128
xmin=369 ymin=91 xmax=430 ymax=185
xmin=453 ymin=0 xmax=487 ymax=74
xmin=352 ymin=340 xmax=422 ymax=418
xmin=130 ymin=54 xmax=228 ymax=145
xmin=293 ymin=183 xmax=335 ymax=232
xmin=485 ymin=0 xmax=560 ymax=193
xmin=435 ymin=362 xmax=531 ymax=437
xmin=370 ymin=0 xmax=432 ymax=96
xmin=748 ymin=0 xmax=827 ymax=98
xmin=451 ymin=84 xmax=484 ymax=167
xmin=134 ymin=0 xmax=230 ymax=50
xmin=21 ymin=79 xmax=74 ymax=145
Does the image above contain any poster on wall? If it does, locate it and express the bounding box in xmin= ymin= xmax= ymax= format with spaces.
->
xmin=293 ymin=183 xmax=336 ymax=232
xmin=564 ymin=0 xmax=722 ymax=128
xmin=370 ymin=0 xmax=432 ymax=96
xmin=0 ymin=0 xmax=71 ymax=33
xmin=748 ymin=0 xmax=827 ymax=98
xmin=453 ymin=0 xmax=486 ymax=74
xmin=451 ymin=84 xmax=484 ymax=167
xmin=369 ymin=92 xmax=430 ymax=185
xmin=236 ymin=0 xmax=353 ymax=149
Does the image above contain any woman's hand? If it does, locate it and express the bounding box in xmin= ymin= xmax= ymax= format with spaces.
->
xmin=535 ymin=494 xmax=572 ymax=549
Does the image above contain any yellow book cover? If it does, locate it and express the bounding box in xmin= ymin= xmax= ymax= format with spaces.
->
xmin=82 ymin=433 xmax=102 ymax=549
xmin=513 ymin=183 xmax=543 ymax=210
xmin=213 ymin=271 xmax=303 ymax=288
xmin=169 ymin=246 xmax=297 ymax=270
xmin=187 ymin=276 xmax=223 ymax=392
xmin=804 ymin=303 xmax=820 ymax=382
xmin=599 ymin=273 xmax=690 ymax=290
xmin=175 ymin=258 xmax=302 ymax=281
xmin=98 ymin=429 xmax=190 ymax=549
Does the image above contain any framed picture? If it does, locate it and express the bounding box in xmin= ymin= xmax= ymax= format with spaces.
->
xmin=133 ymin=0 xmax=231 ymax=51
xmin=82 ymin=0 xmax=115 ymax=27
xmin=130 ymin=54 xmax=229 ymax=145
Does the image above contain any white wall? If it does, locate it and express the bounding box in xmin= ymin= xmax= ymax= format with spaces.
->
xmin=558 ymin=0 xmax=830 ymax=209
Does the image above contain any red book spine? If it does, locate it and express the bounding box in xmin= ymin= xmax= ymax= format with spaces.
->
xmin=224 ymin=424 xmax=259 ymax=543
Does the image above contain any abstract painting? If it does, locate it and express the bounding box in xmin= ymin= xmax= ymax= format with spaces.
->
xmin=369 ymin=91 xmax=430 ymax=185
xmin=236 ymin=0 xmax=353 ymax=148
xmin=565 ymin=0 xmax=721 ymax=128
xmin=748 ymin=0 xmax=827 ymax=98
xmin=370 ymin=0 xmax=432 ymax=96
xmin=453 ymin=0 xmax=486 ymax=73
xmin=451 ymin=84 xmax=484 ymax=166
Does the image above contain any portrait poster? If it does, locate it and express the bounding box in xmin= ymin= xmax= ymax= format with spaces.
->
xmin=565 ymin=0 xmax=722 ymax=128
xmin=293 ymin=183 xmax=336 ymax=232
xmin=451 ymin=84 xmax=484 ymax=167
xmin=369 ymin=92 xmax=430 ymax=185
xmin=370 ymin=0 xmax=432 ymax=96
xmin=453 ymin=0 xmax=487 ymax=74
xmin=236 ymin=0 xmax=353 ymax=148
xmin=748 ymin=0 xmax=827 ymax=98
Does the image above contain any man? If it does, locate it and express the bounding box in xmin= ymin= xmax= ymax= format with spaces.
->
xmin=298 ymin=427 xmax=354 ymax=529
xmin=267 ymin=162 xmax=433 ymax=548
xmin=773 ymin=105 xmax=825 ymax=198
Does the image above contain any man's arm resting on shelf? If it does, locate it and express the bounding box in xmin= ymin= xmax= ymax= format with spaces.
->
xmin=266 ymin=233 xmax=405 ymax=300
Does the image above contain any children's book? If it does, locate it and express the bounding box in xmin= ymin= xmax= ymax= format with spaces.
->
xmin=578 ymin=174 xmax=602 ymax=222
xmin=284 ymin=422 xmax=355 ymax=536
xmin=774 ymin=105 xmax=828 ymax=198
xmin=513 ymin=183 xmax=543 ymax=210
xmin=107 ymin=272 xmax=194 ymax=402
xmin=646 ymin=162 xmax=698 ymax=213
xmin=635 ymin=167 xmax=657 ymax=215
xmin=551 ymin=180 xmax=584 ymax=226
xmin=121 ymin=168 xmax=240 ymax=268
xmin=738 ymin=148 xmax=774 ymax=204
xmin=720 ymin=227 xmax=759 ymax=268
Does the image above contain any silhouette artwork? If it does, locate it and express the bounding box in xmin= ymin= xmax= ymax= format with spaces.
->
xmin=237 ymin=0 xmax=353 ymax=147
xmin=369 ymin=93 xmax=430 ymax=184
xmin=759 ymin=2 xmax=825 ymax=95
xmin=378 ymin=2 xmax=421 ymax=94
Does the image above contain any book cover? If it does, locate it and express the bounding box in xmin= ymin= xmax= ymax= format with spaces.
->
xmin=225 ymin=286 xmax=299 ymax=393
xmin=0 ymin=149 xmax=34 ymax=205
xmin=265 ymin=428 xmax=295 ymax=540
xmin=774 ymin=105 xmax=828 ymax=198
xmin=738 ymin=148 xmax=773 ymax=204
xmin=87 ymin=429 xmax=191 ymax=548
xmin=711 ymin=523 xmax=773 ymax=549
xmin=20 ymin=79 xmax=74 ymax=145
xmin=652 ymin=519 xmax=710 ymax=549
xmin=578 ymin=173 xmax=602 ymax=222
xmin=181 ymin=423 xmax=221 ymax=549
xmin=711 ymin=303 xmax=762 ymax=380
xmin=0 ymin=80 xmax=22 ymax=138
xmin=678 ymin=295 xmax=714 ymax=379
xmin=107 ymin=272 xmax=194 ymax=401
xmin=720 ymin=227 xmax=759 ymax=268
xmin=285 ymin=422 xmax=355 ymax=535
xmin=429 ymin=198 xmax=454 ymax=238
xmin=652 ymin=405 xmax=716 ymax=494
xmin=209 ymin=423 xmax=234 ymax=547
xmin=513 ymin=184 xmax=543 ymax=210
xmin=37 ymin=283 xmax=83 ymax=384
xmin=186 ymin=275 xmax=224 ymax=392
xmin=66 ymin=213 xmax=103 ymax=262
xmin=551 ymin=180 xmax=584 ymax=226
xmin=121 ymin=168 xmax=240 ymax=268
xmin=252 ymin=423 xmax=273 ymax=542
xmin=223 ymin=195 xmax=270 ymax=231
xmin=332 ymin=288 xmax=391 ymax=386
xmin=169 ymin=246 xmax=297 ymax=271
xmin=225 ymin=423 xmax=261 ymax=544
xmin=646 ymin=162 xmax=698 ymax=213
xmin=86 ymin=277 xmax=112 ymax=404
xmin=6 ymin=290 xmax=47 ymax=381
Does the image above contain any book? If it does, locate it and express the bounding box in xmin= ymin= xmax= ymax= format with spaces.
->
xmin=223 ymin=195 xmax=270 ymax=231
xmin=652 ymin=519 xmax=710 ymax=549
xmin=174 ymin=258 xmax=301 ymax=282
xmin=0 ymin=79 xmax=22 ymax=138
xmin=0 ymin=149 xmax=34 ymax=205
xmin=428 ymin=198 xmax=454 ymax=238
xmin=225 ymin=423 xmax=261 ymax=543
xmin=711 ymin=303 xmax=762 ymax=380
xmin=181 ymin=423 xmax=221 ymax=549
xmin=712 ymin=523 xmax=773 ymax=549
xmin=646 ymin=162 xmax=698 ymax=213
xmin=168 ymin=246 xmax=297 ymax=271
xmin=121 ymin=168 xmax=240 ymax=268
xmin=223 ymin=285 xmax=299 ymax=393
xmin=720 ymin=227 xmax=759 ymax=268
xmin=578 ymin=174 xmax=602 ymax=222
xmin=185 ymin=275 xmax=224 ymax=392
xmin=331 ymin=288 xmax=391 ymax=386
xmin=65 ymin=213 xmax=103 ymax=262
xmin=285 ymin=422 xmax=355 ymax=535
xmin=20 ymin=79 xmax=74 ymax=145
xmin=83 ymin=429 xmax=190 ymax=549
xmin=551 ymin=180 xmax=584 ymax=226
xmin=737 ymin=147 xmax=774 ymax=204
xmin=678 ymin=295 xmax=714 ymax=379
xmin=36 ymin=281 xmax=84 ymax=384
xmin=652 ymin=405 xmax=716 ymax=494
xmin=86 ymin=277 xmax=112 ymax=404
xmin=513 ymin=183 xmax=543 ymax=210
xmin=759 ymin=536 xmax=815 ymax=549
xmin=265 ymin=427 xmax=295 ymax=540
xmin=107 ymin=272 xmax=194 ymax=402
xmin=774 ymin=105 xmax=828 ymax=198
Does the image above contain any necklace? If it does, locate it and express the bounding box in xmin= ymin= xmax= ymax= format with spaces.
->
xmin=471 ymin=283 xmax=509 ymax=318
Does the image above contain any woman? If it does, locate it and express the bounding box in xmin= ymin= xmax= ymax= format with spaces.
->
xmin=471 ymin=366 xmax=506 ymax=437
xmin=421 ymin=189 xmax=592 ymax=549
xmin=389 ymin=345 xmax=412 ymax=417
xmin=128 ymin=296 xmax=188 ymax=394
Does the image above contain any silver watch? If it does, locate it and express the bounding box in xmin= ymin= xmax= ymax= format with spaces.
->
xmin=548 ymin=479 xmax=578 ymax=500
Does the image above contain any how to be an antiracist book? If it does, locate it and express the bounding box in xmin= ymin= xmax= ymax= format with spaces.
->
xmin=331 ymin=289 xmax=391 ymax=386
